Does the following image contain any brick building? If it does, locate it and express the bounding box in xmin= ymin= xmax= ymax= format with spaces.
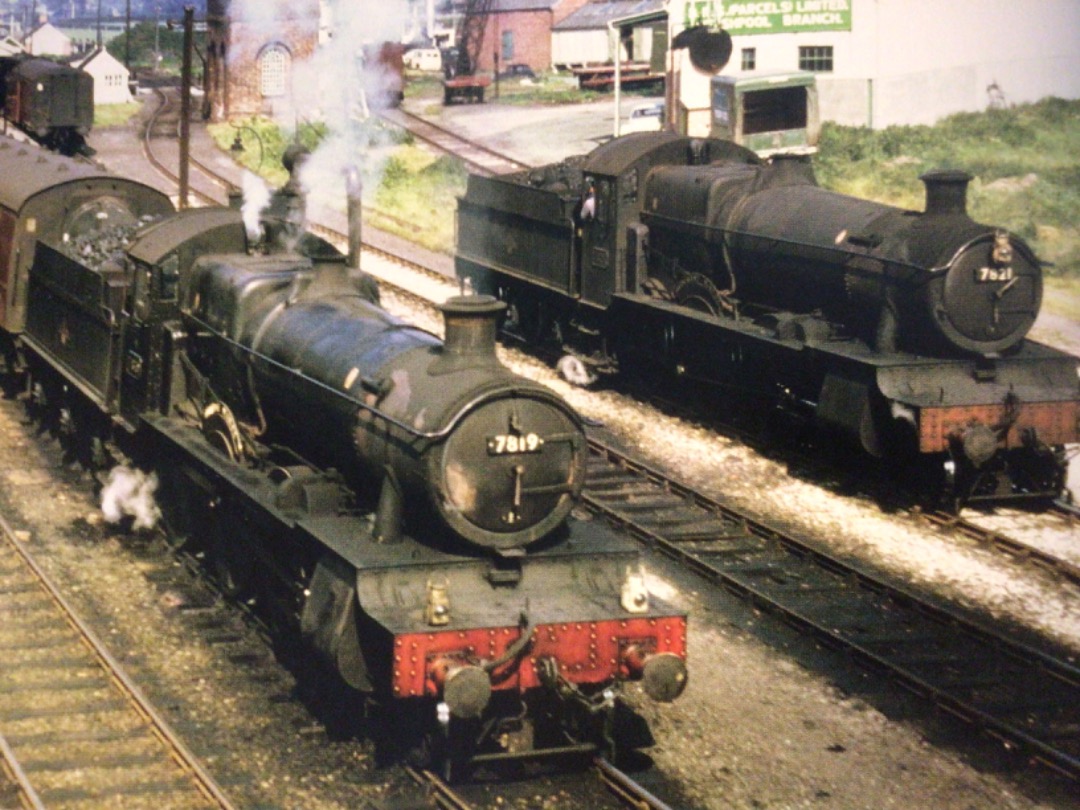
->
xmin=468 ymin=0 xmax=592 ymax=74
xmin=206 ymin=0 xmax=320 ymax=121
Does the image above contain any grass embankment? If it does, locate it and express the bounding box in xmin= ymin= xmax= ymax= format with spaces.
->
xmin=208 ymin=114 xmax=466 ymax=255
xmin=94 ymin=102 xmax=141 ymax=128
xmin=209 ymin=94 xmax=1080 ymax=309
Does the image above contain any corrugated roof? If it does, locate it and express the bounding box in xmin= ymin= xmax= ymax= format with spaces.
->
xmin=553 ymin=0 xmax=664 ymax=31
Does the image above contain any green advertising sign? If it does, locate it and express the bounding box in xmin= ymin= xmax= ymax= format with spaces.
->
xmin=680 ymin=0 xmax=852 ymax=35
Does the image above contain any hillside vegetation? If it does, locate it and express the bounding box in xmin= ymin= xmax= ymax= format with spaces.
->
xmin=814 ymin=97 xmax=1080 ymax=280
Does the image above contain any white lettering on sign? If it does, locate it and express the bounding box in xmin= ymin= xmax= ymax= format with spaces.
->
xmin=684 ymin=0 xmax=850 ymax=31
xmin=795 ymin=0 xmax=849 ymax=11
xmin=977 ymin=266 xmax=1016 ymax=283
xmin=726 ymin=15 xmax=771 ymax=28
xmin=784 ymin=12 xmax=843 ymax=25
xmin=488 ymin=433 xmax=545 ymax=455
xmin=726 ymin=2 xmax=782 ymax=12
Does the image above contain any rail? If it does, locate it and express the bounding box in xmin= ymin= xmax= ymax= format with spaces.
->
xmin=0 ymin=510 xmax=240 ymax=808
xmin=378 ymin=107 xmax=532 ymax=176
xmin=582 ymin=436 xmax=1080 ymax=781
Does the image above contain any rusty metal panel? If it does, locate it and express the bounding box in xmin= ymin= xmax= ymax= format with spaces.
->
xmin=919 ymin=401 xmax=1080 ymax=453
xmin=392 ymin=615 xmax=688 ymax=698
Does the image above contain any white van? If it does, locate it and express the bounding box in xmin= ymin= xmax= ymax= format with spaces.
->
xmin=622 ymin=102 xmax=664 ymax=133
xmin=404 ymin=48 xmax=442 ymax=72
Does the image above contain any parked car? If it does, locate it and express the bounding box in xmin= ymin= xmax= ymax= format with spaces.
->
xmin=497 ymin=63 xmax=536 ymax=80
xmin=622 ymin=102 xmax=664 ymax=133
xmin=403 ymin=47 xmax=442 ymax=72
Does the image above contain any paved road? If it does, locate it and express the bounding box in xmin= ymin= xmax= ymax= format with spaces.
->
xmin=414 ymin=91 xmax=664 ymax=166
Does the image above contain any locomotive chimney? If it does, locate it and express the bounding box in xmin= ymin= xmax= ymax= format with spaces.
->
xmin=440 ymin=295 xmax=506 ymax=361
xmin=347 ymin=165 xmax=363 ymax=276
xmin=920 ymin=170 xmax=972 ymax=216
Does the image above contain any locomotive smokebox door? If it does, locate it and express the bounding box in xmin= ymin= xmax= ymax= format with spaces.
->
xmin=429 ymin=297 xmax=585 ymax=550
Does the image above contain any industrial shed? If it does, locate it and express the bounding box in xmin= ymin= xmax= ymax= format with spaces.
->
xmin=551 ymin=0 xmax=663 ymax=69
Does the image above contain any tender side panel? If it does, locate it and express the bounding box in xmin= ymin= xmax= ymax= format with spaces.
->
xmin=456 ymin=176 xmax=575 ymax=295
xmin=393 ymin=615 xmax=688 ymax=698
xmin=23 ymin=243 xmax=128 ymax=406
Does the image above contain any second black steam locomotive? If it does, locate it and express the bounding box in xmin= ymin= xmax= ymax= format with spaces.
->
xmin=2 ymin=135 xmax=688 ymax=774
xmin=456 ymin=132 xmax=1079 ymax=506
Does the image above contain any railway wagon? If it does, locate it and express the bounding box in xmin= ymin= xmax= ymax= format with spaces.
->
xmin=455 ymin=132 xmax=1079 ymax=507
xmin=12 ymin=142 xmax=688 ymax=774
xmin=0 ymin=55 xmax=95 ymax=156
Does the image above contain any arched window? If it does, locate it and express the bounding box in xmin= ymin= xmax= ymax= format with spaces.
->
xmin=259 ymin=44 xmax=290 ymax=97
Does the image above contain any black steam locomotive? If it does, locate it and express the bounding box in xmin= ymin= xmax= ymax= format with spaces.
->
xmin=0 ymin=55 xmax=95 ymax=156
xmin=456 ymin=132 xmax=1079 ymax=506
xmin=2 ymin=134 xmax=688 ymax=773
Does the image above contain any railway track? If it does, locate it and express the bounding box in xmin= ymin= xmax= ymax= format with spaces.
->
xmin=916 ymin=506 xmax=1080 ymax=587
xmin=582 ymin=437 xmax=1080 ymax=780
xmin=378 ymin=107 xmax=532 ymax=176
xmin=143 ymin=87 xmax=231 ymax=207
xmin=404 ymin=760 xmax=679 ymax=810
xmin=0 ymin=512 xmax=239 ymax=809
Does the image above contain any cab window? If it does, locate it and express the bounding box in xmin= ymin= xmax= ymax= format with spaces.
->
xmin=158 ymin=254 xmax=180 ymax=302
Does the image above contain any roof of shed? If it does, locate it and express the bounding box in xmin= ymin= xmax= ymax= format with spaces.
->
xmin=553 ymin=0 xmax=665 ymax=31
xmin=492 ymin=0 xmax=562 ymax=11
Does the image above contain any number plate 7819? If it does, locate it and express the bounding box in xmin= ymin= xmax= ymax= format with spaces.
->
xmin=487 ymin=433 xmax=544 ymax=455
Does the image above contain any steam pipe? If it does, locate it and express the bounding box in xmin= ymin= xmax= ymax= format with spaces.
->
xmin=347 ymin=165 xmax=362 ymax=273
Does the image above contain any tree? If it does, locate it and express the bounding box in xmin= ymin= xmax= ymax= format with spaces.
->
xmin=106 ymin=19 xmax=204 ymax=74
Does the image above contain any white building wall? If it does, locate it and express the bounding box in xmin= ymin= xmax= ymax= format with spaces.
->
xmin=671 ymin=0 xmax=1080 ymax=128
xmin=552 ymin=29 xmax=611 ymax=67
xmin=88 ymin=58 xmax=133 ymax=105
xmin=553 ymin=25 xmax=654 ymax=68
xmin=25 ymin=24 xmax=72 ymax=57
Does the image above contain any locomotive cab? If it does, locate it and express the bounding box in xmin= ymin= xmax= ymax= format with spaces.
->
xmin=119 ymin=208 xmax=248 ymax=424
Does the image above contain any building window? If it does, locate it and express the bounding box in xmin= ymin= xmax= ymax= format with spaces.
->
xmin=741 ymin=48 xmax=755 ymax=71
xmin=798 ymin=45 xmax=833 ymax=72
xmin=501 ymin=30 xmax=514 ymax=61
xmin=259 ymin=44 xmax=290 ymax=97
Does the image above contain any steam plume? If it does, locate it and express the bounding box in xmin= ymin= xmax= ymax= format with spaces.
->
xmin=231 ymin=0 xmax=409 ymax=223
xmin=101 ymin=466 xmax=162 ymax=531
xmin=241 ymin=170 xmax=271 ymax=240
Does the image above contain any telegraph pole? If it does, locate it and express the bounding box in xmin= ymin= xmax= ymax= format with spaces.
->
xmin=125 ymin=0 xmax=131 ymax=69
xmin=178 ymin=5 xmax=193 ymax=208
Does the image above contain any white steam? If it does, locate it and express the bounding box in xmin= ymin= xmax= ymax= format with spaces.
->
xmin=241 ymin=170 xmax=272 ymax=240
xmin=100 ymin=466 xmax=162 ymax=531
xmin=232 ymin=0 xmax=410 ymax=223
